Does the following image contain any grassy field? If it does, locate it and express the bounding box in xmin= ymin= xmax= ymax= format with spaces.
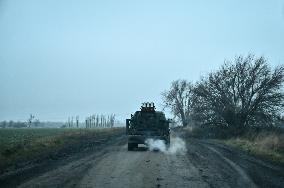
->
xmin=0 ymin=128 xmax=124 ymax=173
xmin=222 ymin=131 xmax=284 ymax=164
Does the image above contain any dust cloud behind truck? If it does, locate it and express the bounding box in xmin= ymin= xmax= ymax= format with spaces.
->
xmin=126 ymin=102 xmax=170 ymax=151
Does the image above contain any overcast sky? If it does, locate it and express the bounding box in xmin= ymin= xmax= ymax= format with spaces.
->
xmin=0 ymin=0 xmax=284 ymax=122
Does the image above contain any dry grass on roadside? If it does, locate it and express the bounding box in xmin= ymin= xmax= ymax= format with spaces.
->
xmin=185 ymin=126 xmax=284 ymax=164
xmin=0 ymin=128 xmax=124 ymax=173
xmin=224 ymin=131 xmax=284 ymax=164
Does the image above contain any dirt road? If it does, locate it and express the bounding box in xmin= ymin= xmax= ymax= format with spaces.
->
xmin=1 ymin=133 xmax=284 ymax=188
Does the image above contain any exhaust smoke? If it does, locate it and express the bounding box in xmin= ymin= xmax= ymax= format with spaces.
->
xmin=145 ymin=137 xmax=187 ymax=155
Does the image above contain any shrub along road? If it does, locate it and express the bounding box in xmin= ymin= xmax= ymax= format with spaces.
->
xmin=0 ymin=130 xmax=283 ymax=188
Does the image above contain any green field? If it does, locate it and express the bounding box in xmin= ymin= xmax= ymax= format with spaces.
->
xmin=0 ymin=128 xmax=123 ymax=172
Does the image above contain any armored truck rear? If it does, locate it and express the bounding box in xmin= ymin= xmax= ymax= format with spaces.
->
xmin=126 ymin=102 xmax=170 ymax=151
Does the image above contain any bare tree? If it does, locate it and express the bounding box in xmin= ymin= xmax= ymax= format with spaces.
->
xmin=85 ymin=114 xmax=115 ymax=128
xmin=162 ymin=79 xmax=193 ymax=127
xmin=110 ymin=114 xmax=115 ymax=127
xmin=85 ymin=118 xmax=88 ymax=128
xmin=27 ymin=114 xmax=35 ymax=128
xmin=193 ymin=55 xmax=284 ymax=132
xmin=100 ymin=115 xmax=103 ymax=127
xmin=76 ymin=116 xmax=79 ymax=128
xmin=96 ymin=115 xmax=99 ymax=127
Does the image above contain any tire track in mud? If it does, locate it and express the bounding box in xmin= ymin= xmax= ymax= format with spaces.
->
xmin=3 ymin=133 xmax=283 ymax=188
xmin=17 ymin=141 xmax=124 ymax=188
xmin=76 ymin=143 xmax=209 ymax=188
xmin=186 ymin=138 xmax=284 ymax=188
xmin=204 ymin=145 xmax=257 ymax=187
xmin=198 ymin=140 xmax=284 ymax=188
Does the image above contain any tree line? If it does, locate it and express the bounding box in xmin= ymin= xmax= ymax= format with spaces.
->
xmin=63 ymin=114 xmax=116 ymax=128
xmin=0 ymin=114 xmax=40 ymax=128
xmin=0 ymin=114 xmax=116 ymax=129
xmin=65 ymin=116 xmax=80 ymax=128
xmin=85 ymin=114 xmax=115 ymax=128
xmin=162 ymin=54 xmax=284 ymax=135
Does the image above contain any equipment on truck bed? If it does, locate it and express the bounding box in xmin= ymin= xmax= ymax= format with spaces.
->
xmin=126 ymin=102 xmax=170 ymax=151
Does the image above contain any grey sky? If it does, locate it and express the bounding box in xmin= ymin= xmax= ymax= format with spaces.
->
xmin=1 ymin=0 xmax=284 ymax=122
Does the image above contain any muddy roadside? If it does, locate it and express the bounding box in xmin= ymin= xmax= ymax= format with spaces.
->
xmin=0 ymin=128 xmax=126 ymax=188
xmin=2 ymin=128 xmax=284 ymax=188
xmin=20 ymin=130 xmax=284 ymax=188
xmin=184 ymin=138 xmax=284 ymax=188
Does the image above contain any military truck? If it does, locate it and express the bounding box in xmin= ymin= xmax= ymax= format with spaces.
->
xmin=126 ymin=102 xmax=170 ymax=151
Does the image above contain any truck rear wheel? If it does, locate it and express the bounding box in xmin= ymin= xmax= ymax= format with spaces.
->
xmin=165 ymin=138 xmax=170 ymax=147
xmin=128 ymin=143 xmax=137 ymax=151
